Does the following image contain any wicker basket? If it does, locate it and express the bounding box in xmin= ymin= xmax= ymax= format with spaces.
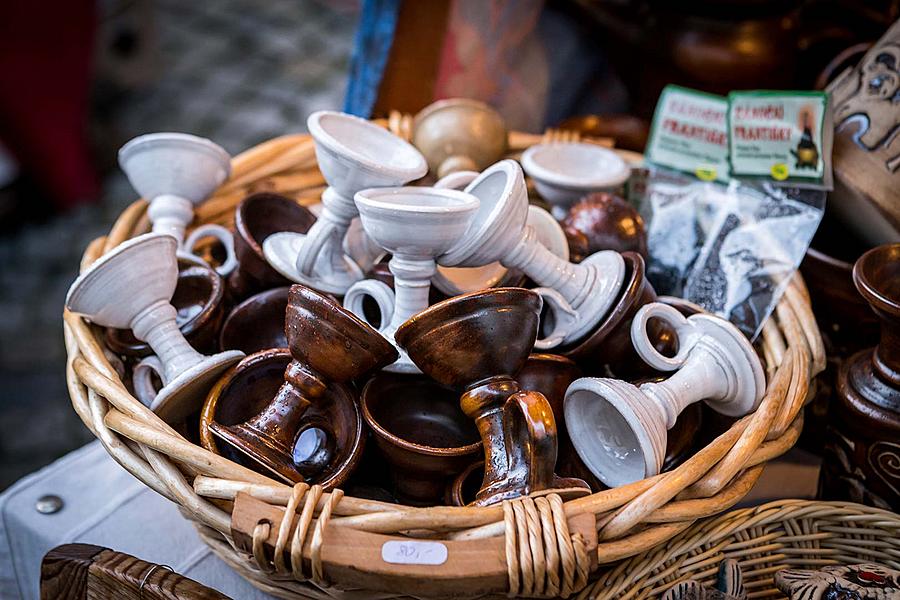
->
xmin=64 ymin=114 xmax=828 ymax=599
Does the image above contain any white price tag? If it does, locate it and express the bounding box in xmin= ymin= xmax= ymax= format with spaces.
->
xmin=381 ymin=540 xmax=448 ymax=566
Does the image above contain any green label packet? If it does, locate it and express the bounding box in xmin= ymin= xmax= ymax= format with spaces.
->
xmin=645 ymin=85 xmax=729 ymax=182
xmin=727 ymin=91 xmax=829 ymax=184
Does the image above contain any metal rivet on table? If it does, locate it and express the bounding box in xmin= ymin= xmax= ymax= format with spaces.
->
xmin=35 ymin=494 xmax=64 ymax=514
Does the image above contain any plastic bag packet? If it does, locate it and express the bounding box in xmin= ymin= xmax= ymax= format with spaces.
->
xmin=683 ymin=182 xmax=825 ymax=339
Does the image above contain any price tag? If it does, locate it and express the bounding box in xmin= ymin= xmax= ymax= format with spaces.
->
xmin=381 ymin=540 xmax=448 ymax=566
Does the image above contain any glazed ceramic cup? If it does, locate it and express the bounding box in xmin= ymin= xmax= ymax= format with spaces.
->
xmin=118 ymin=133 xmax=237 ymax=276
xmin=263 ymin=111 xmax=427 ymax=295
xmin=521 ymin=142 xmax=630 ymax=220
xmin=396 ymin=288 xmax=589 ymax=506
xmin=412 ymin=98 xmax=508 ymax=178
xmin=562 ymin=192 xmax=648 ymax=258
xmin=438 ymin=160 xmax=625 ymax=350
xmin=219 ymin=286 xmax=290 ymax=354
xmin=209 ymin=284 xmax=397 ymax=483
xmin=106 ymin=258 xmax=224 ymax=357
xmin=361 ymin=372 xmax=481 ymax=505
xmin=227 ymin=193 xmax=317 ymax=301
xmin=66 ymin=234 xmax=244 ymax=423
xmin=564 ymin=302 xmax=766 ymax=487
xmin=201 ymin=348 xmax=365 ymax=489
xmin=342 ymin=186 xmax=480 ymax=373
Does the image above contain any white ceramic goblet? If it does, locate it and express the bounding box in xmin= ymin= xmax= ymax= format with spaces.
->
xmin=118 ymin=133 xmax=237 ymax=276
xmin=65 ymin=234 xmax=244 ymax=423
xmin=342 ymin=187 xmax=480 ymax=373
xmin=439 ymin=159 xmax=625 ymax=349
xmin=564 ymin=302 xmax=766 ymax=487
xmin=521 ymin=142 xmax=630 ymax=219
xmin=263 ymin=111 xmax=427 ymax=295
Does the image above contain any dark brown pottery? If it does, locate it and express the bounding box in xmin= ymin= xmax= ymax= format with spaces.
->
xmin=219 ymin=287 xmax=290 ymax=355
xmin=446 ymin=461 xmax=485 ymax=506
xmin=515 ymin=354 xmax=581 ymax=442
xmin=226 ymin=193 xmax=316 ymax=301
xmin=562 ymin=193 xmax=648 ymax=259
xmin=820 ymin=243 xmax=900 ymax=510
xmin=395 ymin=288 xmax=589 ymax=506
xmin=560 ymin=252 xmax=669 ymax=378
xmin=200 ymin=348 xmax=366 ymax=489
xmin=361 ymin=373 xmax=481 ymax=506
xmin=106 ymin=258 xmax=224 ymax=357
xmin=209 ymin=285 xmax=398 ymax=485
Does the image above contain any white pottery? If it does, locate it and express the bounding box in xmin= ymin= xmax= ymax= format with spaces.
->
xmin=65 ymin=233 xmax=244 ymax=423
xmin=434 ymin=170 xmax=480 ymax=190
xmin=118 ymin=133 xmax=237 ymax=276
xmin=521 ymin=142 xmax=630 ymax=219
xmin=564 ymin=302 xmax=766 ymax=487
xmin=343 ymin=186 xmax=479 ymax=373
xmin=439 ymin=159 xmax=625 ymax=348
xmin=263 ymin=111 xmax=427 ymax=294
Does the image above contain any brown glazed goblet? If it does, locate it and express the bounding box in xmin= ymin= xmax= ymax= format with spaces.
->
xmin=209 ymin=284 xmax=398 ymax=484
xmin=219 ymin=286 xmax=290 ymax=354
xmin=396 ymin=288 xmax=589 ymax=506
xmin=562 ymin=192 xmax=648 ymax=258
xmin=227 ymin=193 xmax=317 ymax=301
xmin=361 ymin=373 xmax=481 ymax=505
xmin=106 ymin=258 xmax=225 ymax=356
xmin=201 ymin=348 xmax=366 ymax=489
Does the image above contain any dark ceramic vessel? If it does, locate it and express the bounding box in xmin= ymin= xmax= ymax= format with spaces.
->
xmin=562 ymin=192 xmax=648 ymax=258
xmin=396 ymin=288 xmax=589 ymax=506
xmin=106 ymin=258 xmax=224 ymax=357
xmin=209 ymin=285 xmax=397 ymax=485
xmin=820 ymin=243 xmax=900 ymax=509
xmin=219 ymin=287 xmax=290 ymax=354
xmin=226 ymin=193 xmax=316 ymax=301
xmin=361 ymin=373 xmax=481 ymax=505
xmin=200 ymin=348 xmax=366 ymax=489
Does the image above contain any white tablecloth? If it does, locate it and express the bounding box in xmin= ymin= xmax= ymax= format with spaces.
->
xmin=0 ymin=441 xmax=821 ymax=600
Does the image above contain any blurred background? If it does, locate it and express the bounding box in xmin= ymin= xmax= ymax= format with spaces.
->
xmin=0 ymin=0 xmax=895 ymax=489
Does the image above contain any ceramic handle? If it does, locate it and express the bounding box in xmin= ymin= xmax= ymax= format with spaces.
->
xmin=343 ymin=279 xmax=395 ymax=332
xmin=133 ymin=355 xmax=164 ymax=408
xmin=503 ymin=390 xmax=557 ymax=489
xmin=630 ymin=302 xmax=696 ymax=372
xmin=434 ymin=170 xmax=479 ymax=190
xmin=532 ymin=288 xmax=578 ymax=350
xmin=184 ymin=224 xmax=238 ymax=276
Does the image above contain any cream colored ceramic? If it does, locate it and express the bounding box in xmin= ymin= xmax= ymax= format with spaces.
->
xmin=564 ymin=302 xmax=765 ymax=487
xmin=439 ymin=159 xmax=625 ymax=349
xmin=412 ymin=98 xmax=508 ymax=178
xmin=65 ymin=233 xmax=244 ymax=423
xmin=521 ymin=142 xmax=630 ymax=219
xmin=263 ymin=111 xmax=427 ymax=294
xmin=118 ymin=133 xmax=237 ymax=276
xmin=343 ymin=187 xmax=479 ymax=373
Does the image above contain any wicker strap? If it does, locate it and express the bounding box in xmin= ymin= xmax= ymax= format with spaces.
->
xmin=251 ymin=483 xmax=343 ymax=588
xmin=503 ymin=494 xmax=590 ymax=598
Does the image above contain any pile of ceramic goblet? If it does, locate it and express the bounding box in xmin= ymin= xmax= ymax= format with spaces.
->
xmin=65 ymin=104 xmax=766 ymax=507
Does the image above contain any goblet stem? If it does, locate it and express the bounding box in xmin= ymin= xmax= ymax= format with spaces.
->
xmin=503 ymin=226 xmax=591 ymax=308
xmin=385 ymin=256 xmax=436 ymax=335
xmin=148 ymin=194 xmax=193 ymax=244
xmin=131 ymin=299 xmax=205 ymax=383
xmin=639 ymin=347 xmax=729 ymax=429
xmin=295 ymin=187 xmax=357 ymax=276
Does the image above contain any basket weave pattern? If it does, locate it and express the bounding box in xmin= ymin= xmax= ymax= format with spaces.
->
xmin=64 ymin=116 xmax=828 ymax=599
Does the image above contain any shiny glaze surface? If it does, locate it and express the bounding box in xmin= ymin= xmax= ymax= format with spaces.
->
xmin=219 ymin=286 xmax=290 ymax=355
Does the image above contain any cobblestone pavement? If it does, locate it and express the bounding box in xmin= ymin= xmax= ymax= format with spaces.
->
xmin=0 ymin=0 xmax=356 ymax=489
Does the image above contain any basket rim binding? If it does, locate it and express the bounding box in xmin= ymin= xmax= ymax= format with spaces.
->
xmin=63 ymin=115 xmax=828 ymax=599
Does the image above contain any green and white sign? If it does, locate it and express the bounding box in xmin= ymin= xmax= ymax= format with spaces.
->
xmin=645 ymin=85 xmax=729 ymax=182
xmin=727 ymin=90 xmax=828 ymax=182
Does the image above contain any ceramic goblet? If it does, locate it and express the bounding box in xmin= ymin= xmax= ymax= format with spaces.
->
xmin=118 ymin=133 xmax=237 ymax=276
xmin=521 ymin=142 xmax=630 ymax=219
xmin=209 ymin=284 xmax=397 ymax=483
xmin=66 ymin=234 xmax=244 ymax=423
xmin=564 ymin=302 xmax=766 ymax=487
xmin=361 ymin=373 xmax=481 ymax=505
xmin=396 ymin=288 xmax=590 ymax=506
xmin=342 ymin=187 xmax=480 ymax=373
xmin=439 ymin=159 xmax=625 ymax=349
xmin=263 ymin=111 xmax=427 ymax=295
xmin=412 ymin=98 xmax=508 ymax=178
